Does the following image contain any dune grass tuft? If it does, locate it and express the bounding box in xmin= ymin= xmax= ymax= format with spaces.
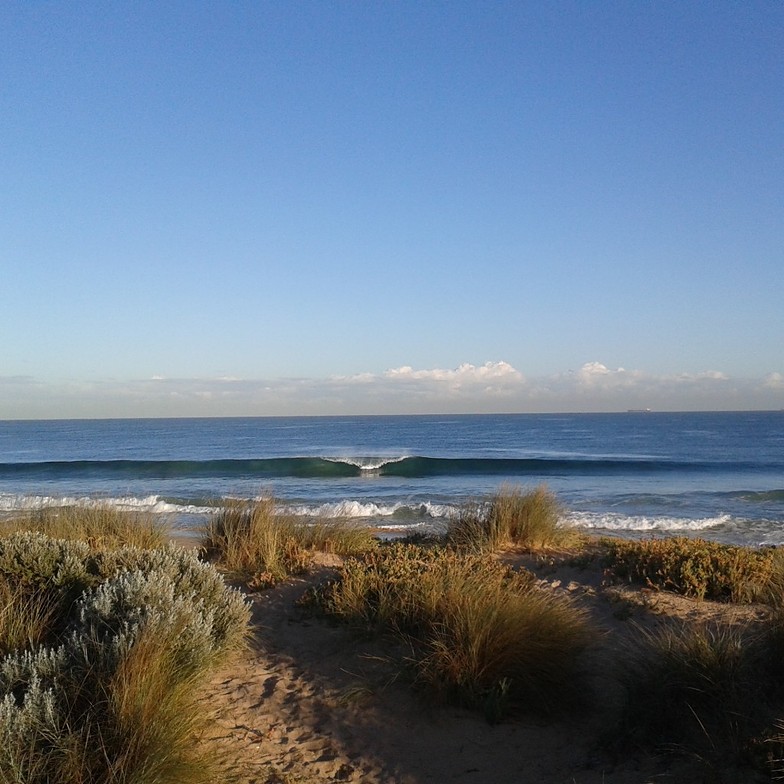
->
xmin=201 ymin=497 xmax=377 ymax=585
xmin=0 ymin=580 xmax=57 ymax=658
xmin=309 ymin=542 xmax=589 ymax=719
xmin=615 ymin=617 xmax=784 ymax=779
xmin=447 ymin=485 xmax=575 ymax=553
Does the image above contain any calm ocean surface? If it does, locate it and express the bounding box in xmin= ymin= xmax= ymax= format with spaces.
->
xmin=0 ymin=412 xmax=782 ymax=546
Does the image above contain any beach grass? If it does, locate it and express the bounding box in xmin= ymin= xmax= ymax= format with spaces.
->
xmin=447 ymin=484 xmax=577 ymax=553
xmin=0 ymin=504 xmax=168 ymax=550
xmin=616 ymin=619 xmax=769 ymax=776
xmin=201 ymin=497 xmax=377 ymax=585
xmin=0 ymin=579 xmax=57 ymax=658
xmin=0 ymin=625 xmax=238 ymax=784
xmin=308 ymin=542 xmax=589 ymax=719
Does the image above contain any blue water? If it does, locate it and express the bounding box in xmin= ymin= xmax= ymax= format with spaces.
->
xmin=0 ymin=412 xmax=782 ymax=546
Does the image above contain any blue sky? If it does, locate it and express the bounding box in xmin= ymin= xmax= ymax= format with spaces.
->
xmin=2 ymin=1 xmax=782 ymax=417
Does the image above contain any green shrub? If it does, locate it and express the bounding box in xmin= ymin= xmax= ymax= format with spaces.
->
xmin=309 ymin=543 xmax=588 ymax=718
xmin=0 ymin=531 xmax=93 ymax=595
xmin=602 ymin=536 xmax=776 ymax=603
xmin=448 ymin=485 xmax=573 ymax=553
xmin=75 ymin=569 xmax=237 ymax=675
xmin=95 ymin=544 xmax=251 ymax=653
xmin=0 ymin=534 xmax=250 ymax=657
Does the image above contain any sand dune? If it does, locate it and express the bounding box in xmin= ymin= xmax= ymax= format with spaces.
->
xmin=202 ymin=553 xmax=759 ymax=784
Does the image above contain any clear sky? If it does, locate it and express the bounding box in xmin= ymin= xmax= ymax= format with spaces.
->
xmin=2 ymin=1 xmax=782 ymax=418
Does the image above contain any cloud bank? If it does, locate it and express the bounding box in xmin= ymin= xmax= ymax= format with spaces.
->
xmin=1 ymin=361 xmax=782 ymax=419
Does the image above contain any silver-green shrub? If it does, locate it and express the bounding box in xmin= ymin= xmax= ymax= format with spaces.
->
xmin=75 ymin=568 xmax=226 ymax=674
xmin=96 ymin=544 xmax=251 ymax=652
xmin=0 ymin=531 xmax=93 ymax=592
xmin=0 ymin=536 xmax=251 ymax=782
xmin=0 ymin=646 xmax=70 ymax=781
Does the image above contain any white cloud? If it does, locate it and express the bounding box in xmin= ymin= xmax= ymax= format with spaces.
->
xmin=763 ymin=372 xmax=784 ymax=389
xmin=382 ymin=361 xmax=524 ymax=385
xmin=578 ymin=361 xmax=613 ymax=378
xmin=675 ymin=370 xmax=730 ymax=382
xmin=1 ymin=362 xmax=782 ymax=418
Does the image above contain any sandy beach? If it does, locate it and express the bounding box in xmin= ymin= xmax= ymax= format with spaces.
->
xmin=202 ymin=549 xmax=763 ymax=784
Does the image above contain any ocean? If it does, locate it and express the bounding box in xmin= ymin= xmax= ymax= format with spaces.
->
xmin=0 ymin=412 xmax=782 ymax=546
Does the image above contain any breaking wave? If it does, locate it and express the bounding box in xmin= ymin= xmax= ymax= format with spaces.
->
xmin=0 ymin=454 xmax=755 ymax=481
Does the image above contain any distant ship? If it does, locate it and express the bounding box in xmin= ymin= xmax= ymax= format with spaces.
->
xmin=627 ymin=408 xmax=652 ymax=413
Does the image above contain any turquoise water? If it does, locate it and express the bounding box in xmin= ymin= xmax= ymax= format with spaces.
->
xmin=1 ymin=412 xmax=782 ymax=545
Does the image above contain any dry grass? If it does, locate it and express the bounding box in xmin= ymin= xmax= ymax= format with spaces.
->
xmin=201 ymin=498 xmax=377 ymax=585
xmin=0 ymin=579 xmax=57 ymax=657
xmin=447 ymin=485 xmax=577 ymax=553
xmin=0 ymin=624 xmax=238 ymax=784
xmin=0 ymin=504 xmax=167 ymax=550
xmin=308 ymin=543 xmax=589 ymax=719
xmin=97 ymin=623 xmax=236 ymax=784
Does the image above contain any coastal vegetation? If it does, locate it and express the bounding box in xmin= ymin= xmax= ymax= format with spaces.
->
xmin=0 ymin=504 xmax=167 ymax=550
xmin=0 ymin=523 xmax=250 ymax=783
xmin=304 ymin=541 xmax=589 ymax=721
xmin=615 ymin=618 xmax=777 ymax=778
xmin=5 ymin=492 xmax=784 ymax=780
xmin=446 ymin=483 xmax=577 ymax=552
xmin=602 ymin=535 xmax=784 ymax=604
xmin=200 ymin=496 xmax=377 ymax=586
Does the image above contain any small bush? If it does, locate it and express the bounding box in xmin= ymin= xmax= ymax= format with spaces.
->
xmin=75 ymin=569 xmax=237 ymax=675
xmin=0 ymin=533 xmax=250 ymax=658
xmin=0 ymin=504 xmax=167 ymax=550
xmin=0 ymin=531 xmax=93 ymax=594
xmin=602 ymin=536 xmax=777 ymax=603
xmin=310 ymin=543 xmax=588 ymax=718
xmin=448 ymin=485 xmax=573 ymax=552
xmin=95 ymin=544 xmax=252 ymax=654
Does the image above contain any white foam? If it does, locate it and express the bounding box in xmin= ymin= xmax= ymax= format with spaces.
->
xmin=564 ymin=511 xmax=732 ymax=532
xmin=0 ymin=493 xmax=214 ymax=516
xmin=284 ymin=500 xmax=454 ymax=519
xmin=323 ymin=456 xmax=408 ymax=471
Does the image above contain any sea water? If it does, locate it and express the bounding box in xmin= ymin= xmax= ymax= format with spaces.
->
xmin=0 ymin=412 xmax=782 ymax=546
